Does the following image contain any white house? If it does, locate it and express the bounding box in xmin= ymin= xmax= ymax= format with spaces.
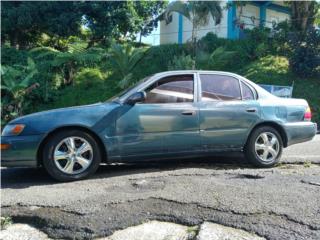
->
xmin=160 ymin=1 xmax=291 ymax=44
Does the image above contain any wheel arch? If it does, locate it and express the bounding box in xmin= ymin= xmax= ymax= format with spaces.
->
xmin=246 ymin=121 xmax=288 ymax=148
xmin=37 ymin=125 xmax=108 ymax=166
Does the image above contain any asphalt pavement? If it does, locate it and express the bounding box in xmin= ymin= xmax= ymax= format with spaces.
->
xmin=1 ymin=136 xmax=320 ymax=240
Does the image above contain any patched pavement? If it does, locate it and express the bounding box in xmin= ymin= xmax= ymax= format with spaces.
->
xmin=1 ymin=136 xmax=320 ymax=240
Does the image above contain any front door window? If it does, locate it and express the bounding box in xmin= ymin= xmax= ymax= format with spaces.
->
xmin=143 ymin=75 xmax=194 ymax=104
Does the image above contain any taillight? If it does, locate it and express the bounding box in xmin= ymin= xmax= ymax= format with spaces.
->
xmin=304 ymin=106 xmax=312 ymax=121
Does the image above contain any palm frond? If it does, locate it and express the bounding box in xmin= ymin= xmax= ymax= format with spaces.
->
xmin=164 ymin=1 xmax=191 ymax=22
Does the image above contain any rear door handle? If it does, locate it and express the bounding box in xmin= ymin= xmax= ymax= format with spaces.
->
xmin=246 ymin=108 xmax=257 ymax=113
xmin=181 ymin=110 xmax=196 ymax=116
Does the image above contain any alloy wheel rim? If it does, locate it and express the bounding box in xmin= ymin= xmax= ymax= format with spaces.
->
xmin=254 ymin=132 xmax=279 ymax=163
xmin=53 ymin=137 xmax=93 ymax=175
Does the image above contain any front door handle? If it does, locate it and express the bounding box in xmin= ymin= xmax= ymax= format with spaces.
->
xmin=181 ymin=110 xmax=196 ymax=116
xmin=246 ymin=108 xmax=257 ymax=113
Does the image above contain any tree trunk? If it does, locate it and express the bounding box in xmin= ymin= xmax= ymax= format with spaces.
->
xmin=291 ymin=1 xmax=315 ymax=32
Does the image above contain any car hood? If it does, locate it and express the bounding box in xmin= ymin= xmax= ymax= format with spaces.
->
xmin=9 ymin=102 xmax=121 ymax=135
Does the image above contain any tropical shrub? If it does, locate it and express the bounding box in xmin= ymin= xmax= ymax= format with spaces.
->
xmin=197 ymin=32 xmax=228 ymax=53
xmin=1 ymin=58 xmax=38 ymax=123
xmin=134 ymin=43 xmax=189 ymax=79
xmin=288 ymin=28 xmax=320 ymax=77
xmin=74 ymin=68 xmax=105 ymax=88
xmin=108 ymin=43 xmax=146 ymax=89
xmin=168 ymin=53 xmax=194 ymax=70
xmin=208 ymin=47 xmax=236 ymax=70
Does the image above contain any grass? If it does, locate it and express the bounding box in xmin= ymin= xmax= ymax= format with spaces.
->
xmin=1 ymin=216 xmax=13 ymax=230
xmin=303 ymin=161 xmax=312 ymax=168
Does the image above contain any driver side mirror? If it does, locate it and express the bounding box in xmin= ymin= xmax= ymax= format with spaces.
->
xmin=124 ymin=91 xmax=146 ymax=105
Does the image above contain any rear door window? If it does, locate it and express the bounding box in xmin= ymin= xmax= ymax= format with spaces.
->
xmin=200 ymin=74 xmax=241 ymax=101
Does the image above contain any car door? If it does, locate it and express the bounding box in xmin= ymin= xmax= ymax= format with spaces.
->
xmin=115 ymin=73 xmax=200 ymax=159
xmin=198 ymin=73 xmax=260 ymax=151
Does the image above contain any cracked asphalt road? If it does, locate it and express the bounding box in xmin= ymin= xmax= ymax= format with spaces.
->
xmin=1 ymin=136 xmax=320 ymax=240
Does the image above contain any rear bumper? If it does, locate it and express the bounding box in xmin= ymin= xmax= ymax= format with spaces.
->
xmin=284 ymin=122 xmax=317 ymax=147
xmin=1 ymin=134 xmax=44 ymax=167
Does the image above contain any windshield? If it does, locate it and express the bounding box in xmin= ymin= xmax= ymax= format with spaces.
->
xmin=108 ymin=75 xmax=154 ymax=102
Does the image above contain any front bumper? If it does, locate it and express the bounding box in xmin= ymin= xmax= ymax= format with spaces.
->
xmin=284 ymin=122 xmax=317 ymax=146
xmin=1 ymin=134 xmax=44 ymax=167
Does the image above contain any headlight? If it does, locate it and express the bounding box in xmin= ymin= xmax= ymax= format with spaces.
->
xmin=2 ymin=124 xmax=25 ymax=136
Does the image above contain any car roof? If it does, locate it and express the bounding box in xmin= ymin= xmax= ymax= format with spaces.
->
xmin=153 ymin=70 xmax=244 ymax=79
xmin=154 ymin=70 xmax=238 ymax=75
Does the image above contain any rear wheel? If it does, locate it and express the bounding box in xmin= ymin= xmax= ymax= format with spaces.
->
xmin=245 ymin=126 xmax=283 ymax=167
xmin=43 ymin=130 xmax=101 ymax=181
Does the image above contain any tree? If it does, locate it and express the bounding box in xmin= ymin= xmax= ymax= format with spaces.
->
xmin=1 ymin=1 xmax=83 ymax=49
xmin=290 ymin=1 xmax=319 ymax=32
xmin=163 ymin=1 xmax=222 ymax=68
xmin=1 ymin=1 xmax=167 ymax=49
xmin=81 ymin=1 xmax=167 ymax=47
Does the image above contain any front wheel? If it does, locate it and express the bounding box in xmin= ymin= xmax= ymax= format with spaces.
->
xmin=43 ymin=130 xmax=101 ymax=181
xmin=245 ymin=126 xmax=283 ymax=167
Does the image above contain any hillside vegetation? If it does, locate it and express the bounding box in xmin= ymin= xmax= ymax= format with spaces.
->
xmin=2 ymin=28 xmax=319 ymax=126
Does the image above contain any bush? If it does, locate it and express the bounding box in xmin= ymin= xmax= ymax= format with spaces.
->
xmin=288 ymin=28 xmax=320 ymax=78
xmin=168 ymin=53 xmax=194 ymax=70
xmin=133 ymin=44 xmax=190 ymax=79
xmin=208 ymin=47 xmax=236 ymax=70
xmin=1 ymin=47 xmax=28 ymax=66
xmin=74 ymin=68 xmax=105 ymax=88
xmin=197 ymin=32 xmax=228 ymax=53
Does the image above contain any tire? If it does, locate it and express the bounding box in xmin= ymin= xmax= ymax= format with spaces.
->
xmin=245 ymin=126 xmax=283 ymax=167
xmin=43 ymin=129 xmax=101 ymax=181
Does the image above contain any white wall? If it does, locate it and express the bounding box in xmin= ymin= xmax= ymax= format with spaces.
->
xmin=265 ymin=9 xmax=290 ymax=28
xmin=160 ymin=1 xmax=291 ymax=44
xmin=238 ymin=4 xmax=260 ymax=29
xmin=160 ymin=11 xmax=180 ymax=44
xmin=160 ymin=1 xmax=228 ymax=44
xmin=182 ymin=2 xmax=229 ymax=43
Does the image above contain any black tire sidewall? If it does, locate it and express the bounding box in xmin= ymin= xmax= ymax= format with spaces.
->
xmin=43 ymin=130 xmax=101 ymax=181
xmin=245 ymin=126 xmax=283 ymax=167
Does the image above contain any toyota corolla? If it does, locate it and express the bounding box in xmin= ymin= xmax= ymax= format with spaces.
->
xmin=1 ymin=71 xmax=317 ymax=181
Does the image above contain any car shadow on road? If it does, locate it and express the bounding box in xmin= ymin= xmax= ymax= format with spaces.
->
xmin=1 ymin=153 xmax=251 ymax=189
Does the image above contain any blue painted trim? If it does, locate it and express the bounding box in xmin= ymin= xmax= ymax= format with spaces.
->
xmin=227 ymin=2 xmax=239 ymax=39
xmin=267 ymin=3 xmax=291 ymax=15
xmin=178 ymin=14 xmax=183 ymax=44
xmin=260 ymin=5 xmax=266 ymax=27
xmin=250 ymin=1 xmax=271 ymax=8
